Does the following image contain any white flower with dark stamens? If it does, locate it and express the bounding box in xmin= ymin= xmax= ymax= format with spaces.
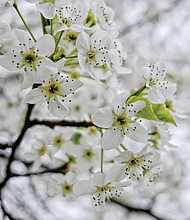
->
xmin=92 ymin=92 xmax=148 ymax=150
xmin=76 ymin=30 xmax=110 ymax=80
xmin=115 ymin=146 xmax=160 ymax=182
xmin=25 ymin=0 xmax=57 ymax=19
xmin=54 ymin=0 xmax=88 ymax=35
xmin=73 ymin=170 xmax=130 ymax=210
xmin=136 ymin=56 xmax=176 ymax=104
xmin=0 ymin=29 xmax=56 ymax=89
xmin=23 ymin=71 xmax=83 ymax=118
xmin=139 ymin=165 xmax=161 ymax=189
xmin=91 ymin=0 xmax=115 ymax=30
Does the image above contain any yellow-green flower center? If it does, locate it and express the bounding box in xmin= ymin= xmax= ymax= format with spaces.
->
xmin=83 ymin=149 xmax=94 ymax=160
xmin=113 ymin=112 xmax=129 ymax=132
xmin=96 ymin=182 xmax=111 ymax=193
xmin=40 ymin=79 xmax=63 ymax=101
xmin=22 ymin=49 xmax=39 ymax=70
xmin=62 ymin=183 xmax=73 ymax=194
xmin=38 ymin=145 xmax=47 ymax=156
xmin=54 ymin=135 xmax=64 ymax=147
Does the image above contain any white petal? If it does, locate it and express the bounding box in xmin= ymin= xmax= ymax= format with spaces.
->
xmin=135 ymin=56 xmax=149 ymax=74
xmin=112 ymin=92 xmax=129 ymax=113
xmin=92 ymin=172 xmax=105 ymax=186
xmin=36 ymin=2 xmax=56 ymax=19
xmin=48 ymin=98 xmax=69 ymax=118
xmin=73 ymin=180 xmax=95 ymax=196
xmin=106 ymin=164 xmax=126 ymax=181
xmin=148 ymin=87 xmax=165 ymax=104
xmin=91 ymin=108 xmax=114 ymax=128
xmin=60 ymin=80 xmax=83 ymax=95
xmin=85 ymin=63 xmax=98 ymax=80
xmin=71 ymin=23 xmax=88 ymax=32
xmin=55 ymin=58 xmax=66 ymax=72
xmin=126 ymin=100 xmax=146 ymax=117
xmin=22 ymin=88 xmax=46 ymax=104
xmin=25 ymin=0 xmax=38 ymax=3
xmin=0 ymin=52 xmax=22 ymax=71
xmin=157 ymin=82 xmax=176 ymax=100
xmin=101 ymin=127 xmax=124 ymax=150
xmin=21 ymin=71 xmax=38 ymax=90
xmin=76 ymin=31 xmax=90 ymax=53
xmin=125 ymin=122 xmax=148 ymax=143
xmin=78 ymin=53 xmax=87 ymax=71
xmin=14 ymin=29 xmax=33 ymax=52
xmin=35 ymin=34 xmax=55 ymax=57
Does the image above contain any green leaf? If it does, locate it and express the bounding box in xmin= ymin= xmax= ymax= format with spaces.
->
xmin=126 ymin=96 xmax=158 ymax=121
xmin=152 ymin=104 xmax=177 ymax=126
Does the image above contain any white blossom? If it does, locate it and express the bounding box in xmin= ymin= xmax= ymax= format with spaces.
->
xmin=92 ymin=92 xmax=148 ymax=150
xmin=76 ymin=30 xmax=110 ymax=80
xmin=136 ymin=56 xmax=176 ymax=104
xmin=0 ymin=29 xmax=56 ymax=89
xmin=73 ymin=170 xmax=130 ymax=210
xmin=23 ymin=71 xmax=83 ymax=118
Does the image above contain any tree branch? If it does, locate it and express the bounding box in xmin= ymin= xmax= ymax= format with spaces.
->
xmin=113 ymin=199 xmax=164 ymax=220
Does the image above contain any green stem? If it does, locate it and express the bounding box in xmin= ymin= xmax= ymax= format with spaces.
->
xmin=120 ymin=144 xmax=127 ymax=151
xmin=41 ymin=14 xmax=47 ymax=34
xmin=65 ymin=55 xmax=78 ymax=59
xmin=129 ymin=84 xmax=146 ymax=97
xmin=50 ymin=19 xmax=53 ymax=35
xmin=100 ymin=148 xmax=104 ymax=173
xmin=13 ymin=1 xmax=36 ymax=42
xmin=55 ymin=31 xmax=64 ymax=49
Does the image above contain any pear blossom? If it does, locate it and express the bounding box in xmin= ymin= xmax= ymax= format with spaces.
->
xmin=136 ymin=56 xmax=176 ymax=104
xmin=76 ymin=30 xmax=110 ymax=80
xmin=89 ymin=0 xmax=115 ymax=31
xmin=23 ymin=71 xmax=83 ymax=118
xmin=115 ymin=146 xmax=160 ymax=182
xmin=53 ymin=0 xmax=88 ymax=35
xmin=0 ymin=29 xmax=56 ymax=89
xmin=53 ymin=171 xmax=78 ymax=198
xmin=92 ymin=93 xmax=148 ymax=150
xmin=73 ymin=170 xmax=130 ymax=210
xmin=24 ymin=139 xmax=52 ymax=170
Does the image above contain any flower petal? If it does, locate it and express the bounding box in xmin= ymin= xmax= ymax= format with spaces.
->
xmin=14 ymin=29 xmax=33 ymax=52
xmin=76 ymin=31 xmax=90 ymax=53
xmin=91 ymin=108 xmax=114 ymax=128
xmin=48 ymin=98 xmax=69 ymax=118
xmin=35 ymin=34 xmax=55 ymax=57
xmin=101 ymin=127 xmax=124 ymax=150
xmin=112 ymin=92 xmax=129 ymax=113
xmin=36 ymin=2 xmax=56 ymax=19
xmin=126 ymin=100 xmax=146 ymax=117
xmin=125 ymin=122 xmax=148 ymax=143
xmin=73 ymin=180 xmax=95 ymax=196
xmin=0 ymin=52 xmax=22 ymax=71
xmin=22 ymin=88 xmax=47 ymax=104
xmin=60 ymin=79 xmax=83 ymax=95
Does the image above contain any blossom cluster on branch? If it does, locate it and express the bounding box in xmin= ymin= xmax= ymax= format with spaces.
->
xmin=0 ymin=0 xmax=186 ymax=214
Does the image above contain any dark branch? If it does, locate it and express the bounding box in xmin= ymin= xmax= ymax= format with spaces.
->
xmin=113 ymin=199 xmax=164 ymax=220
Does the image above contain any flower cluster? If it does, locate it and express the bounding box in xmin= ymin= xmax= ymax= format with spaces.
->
xmin=0 ymin=0 xmax=184 ymax=212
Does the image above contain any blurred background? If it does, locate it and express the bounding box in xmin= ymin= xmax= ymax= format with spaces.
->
xmin=0 ymin=0 xmax=190 ymax=219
